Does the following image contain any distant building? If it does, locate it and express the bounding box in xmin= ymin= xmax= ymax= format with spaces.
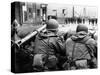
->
xmin=11 ymin=2 xmax=97 ymax=25
xmin=11 ymin=2 xmax=23 ymax=25
xmin=11 ymin=2 xmax=48 ymax=25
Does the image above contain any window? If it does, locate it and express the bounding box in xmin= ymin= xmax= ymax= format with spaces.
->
xmin=29 ymin=8 xmax=32 ymax=13
xmin=37 ymin=9 xmax=40 ymax=16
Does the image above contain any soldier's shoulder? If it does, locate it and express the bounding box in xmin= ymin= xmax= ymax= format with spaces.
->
xmin=86 ymin=37 xmax=96 ymax=45
xmin=65 ymin=37 xmax=73 ymax=43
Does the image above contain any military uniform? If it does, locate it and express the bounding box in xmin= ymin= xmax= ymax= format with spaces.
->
xmin=65 ymin=25 xmax=97 ymax=69
xmin=33 ymin=19 xmax=65 ymax=71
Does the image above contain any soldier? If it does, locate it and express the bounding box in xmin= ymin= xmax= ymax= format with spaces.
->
xmin=33 ymin=19 xmax=65 ymax=71
xmin=65 ymin=25 xmax=97 ymax=70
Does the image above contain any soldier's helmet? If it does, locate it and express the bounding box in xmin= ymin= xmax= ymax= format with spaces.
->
xmin=46 ymin=19 xmax=59 ymax=31
xmin=76 ymin=25 xmax=88 ymax=33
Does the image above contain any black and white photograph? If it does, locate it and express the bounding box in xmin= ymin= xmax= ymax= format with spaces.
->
xmin=11 ymin=1 xmax=98 ymax=73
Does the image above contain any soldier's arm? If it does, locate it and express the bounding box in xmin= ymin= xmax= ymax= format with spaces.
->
xmin=65 ymin=38 xmax=74 ymax=57
xmin=86 ymin=38 xmax=97 ymax=58
xmin=56 ymin=38 xmax=66 ymax=55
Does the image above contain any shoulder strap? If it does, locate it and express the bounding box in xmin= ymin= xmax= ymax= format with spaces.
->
xmin=73 ymin=37 xmax=95 ymax=59
xmin=40 ymin=36 xmax=57 ymax=55
xmin=85 ymin=44 xmax=95 ymax=58
xmin=71 ymin=37 xmax=89 ymax=60
xmin=71 ymin=42 xmax=76 ymax=61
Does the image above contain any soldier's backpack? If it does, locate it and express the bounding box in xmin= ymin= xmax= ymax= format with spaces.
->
xmin=65 ymin=38 xmax=97 ymax=69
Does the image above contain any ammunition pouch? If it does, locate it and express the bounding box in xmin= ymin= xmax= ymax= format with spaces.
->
xmin=87 ymin=57 xmax=97 ymax=68
xmin=63 ymin=59 xmax=88 ymax=70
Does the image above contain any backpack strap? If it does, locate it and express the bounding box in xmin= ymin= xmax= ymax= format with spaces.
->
xmin=71 ymin=42 xmax=76 ymax=61
xmin=73 ymin=37 xmax=95 ymax=60
xmin=67 ymin=37 xmax=96 ymax=69
xmin=84 ymin=43 xmax=95 ymax=59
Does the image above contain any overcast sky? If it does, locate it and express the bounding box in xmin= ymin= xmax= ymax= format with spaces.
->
xmin=47 ymin=3 xmax=98 ymax=18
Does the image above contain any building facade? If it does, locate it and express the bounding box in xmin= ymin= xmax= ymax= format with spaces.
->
xmin=11 ymin=2 xmax=48 ymax=25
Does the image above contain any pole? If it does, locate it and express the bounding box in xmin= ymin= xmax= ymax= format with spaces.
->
xmin=72 ymin=6 xmax=74 ymax=18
